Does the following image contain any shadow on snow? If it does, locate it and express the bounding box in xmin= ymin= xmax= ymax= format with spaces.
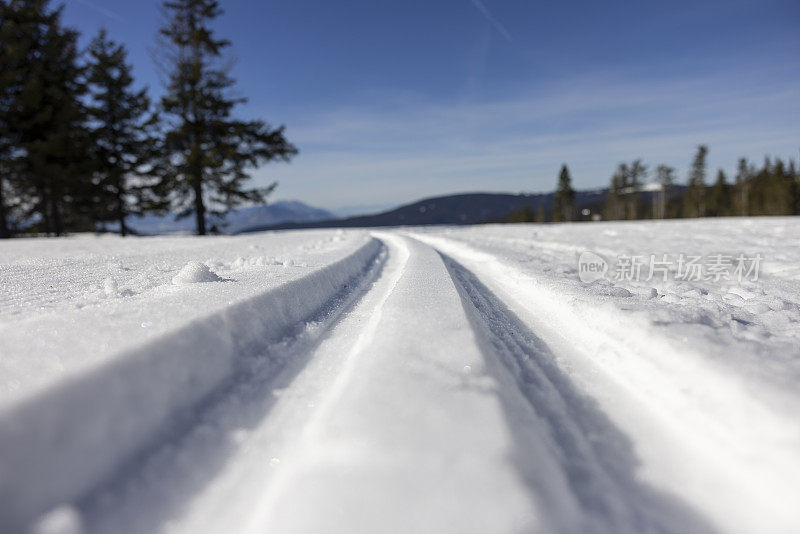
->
xmin=442 ymin=253 xmax=718 ymax=534
xmin=75 ymin=247 xmax=388 ymax=533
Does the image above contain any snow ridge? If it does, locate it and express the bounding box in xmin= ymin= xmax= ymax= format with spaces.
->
xmin=442 ymin=252 xmax=716 ymax=534
xmin=0 ymin=237 xmax=383 ymax=531
xmin=412 ymin=231 xmax=800 ymax=534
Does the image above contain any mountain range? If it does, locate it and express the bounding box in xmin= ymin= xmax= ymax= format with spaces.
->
xmin=127 ymin=200 xmax=335 ymax=235
xmin=129 ymin=187 xmax=680 ymax=235
xmin=237 ymin=189 xmax=623 ymax=233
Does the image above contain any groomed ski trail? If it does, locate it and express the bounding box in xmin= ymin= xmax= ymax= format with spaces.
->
xmin=4 ymin=227 xmax=799 ymax=534
xmin=75 ymin=234 xmax=719 ymax=534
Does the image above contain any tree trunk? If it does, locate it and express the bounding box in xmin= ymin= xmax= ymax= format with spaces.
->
xmin=741 ymin=184 xmax=749 ymax=216
xmin=193 ymin=178 xmax=206 ymax=235
xmin=115 ymin=174 xmax=128 ymax=237
xmin=40 ymin=186 xmax=53 ymax=235
xmin=51 ymin=196 xmax=63 ymax=236
xmin=117 ymin=189 xmax=127 ymax=237
xmin=0 ymin=176 xmax=8 ymax=239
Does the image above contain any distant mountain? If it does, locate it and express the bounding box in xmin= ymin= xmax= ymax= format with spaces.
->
xmin=238 ymin=193 xmax=532 ymax=232
xmin=238 ymin=187 xmax=684 ymax=233
xmin=331 ymin=202 xmax=399 ymax=218
xmin=238 ymin=191 xmax=597 ymax=232
xmin=127 ymin=200 xmax=335 ymax=235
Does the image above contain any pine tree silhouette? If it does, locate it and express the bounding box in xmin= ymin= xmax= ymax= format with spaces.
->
xmin=157 ymin=0 xmax=297 ymax=235
xmin=553 ymin=164 xmax=575 ymax=222
xmin=683 ymin=145 xmax=708 ymax=218
xmin=86 ymin=29 xmax=162 ymax=236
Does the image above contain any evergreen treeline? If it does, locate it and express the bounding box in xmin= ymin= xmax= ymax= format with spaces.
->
xmin=508 ymin=146 xmax=799 ymax=223
xmin=0 ymin=0 xmax=296 ymax=237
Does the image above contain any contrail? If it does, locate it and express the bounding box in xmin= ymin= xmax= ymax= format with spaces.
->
xmin=470 ymin=0 xmax=511 ymax=41
xmin=75 ymin=0 xmax=123 ymax=22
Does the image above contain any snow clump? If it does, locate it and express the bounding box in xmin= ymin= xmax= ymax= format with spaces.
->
xmin=172 ymin=261 xmax=223 ymax=285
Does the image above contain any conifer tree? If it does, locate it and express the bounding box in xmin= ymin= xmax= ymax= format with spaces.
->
xmin=746 ymin=158 xmax=773 ymax=215
xmin=653 ymin=164 xmax=675 ymax=219
xmin=535 ymin=203 xmax=546 ymax=223
xmin=508 ymin=205 xmax=533 ymax=223
xmin=0 ymin=92 xmax=11 ymax=237
xmin=617 ymin=163 xmax=629 ymax=219
xmin=627 ymin=159 xmax=646 ymax=219
xmin=683 ymin=145 xmax=708 ymax=218
xmin=552 ymin=164 xmax=575 ymax=222
xmin=0 ymin=0 xmax=90 ymax=235
xmin=0 ymin=0 xmax=13 ymax=237
xmin=707 ymin=169 xmax=732 ymax=216
xmin=86 ymin=29 xmax=162 ymax=236
xmin=157 ymin=0 xmax=297 ymax=235
xmin=733 ymin=158 xmax=751 ymax=216
xmin=769 ymin=159 xmax=793 ymax=215
xmin=788 ymin=159 xmax=799 ymax=215
xmin=0 ymin=153 xmax=16 ymax=237
xmin=743 ymin=157 xmax=796 ymax=216
xmin=0 ymin=0 xmax=31 ymax=237
xmin=604 ymin=164 xmax=627 ymax=220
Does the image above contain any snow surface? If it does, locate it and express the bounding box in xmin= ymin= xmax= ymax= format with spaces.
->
xmin=0 ymin=218 xmax=798 ymax=533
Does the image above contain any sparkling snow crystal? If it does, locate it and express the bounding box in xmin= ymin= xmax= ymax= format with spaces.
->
xmin=172 ymin=261 xmax=223 ymax=285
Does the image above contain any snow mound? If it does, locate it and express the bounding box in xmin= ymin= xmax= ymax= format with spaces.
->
xmin=29 ymin=505 xmax=83 ymax=534
xmin=172 ymin=261 xmax=223 ymax=285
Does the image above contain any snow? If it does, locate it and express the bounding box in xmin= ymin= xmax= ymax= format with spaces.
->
xmin=0 ymin=230 xmax=381 ymax=531
xmin=171 ymin=261 xmax=224 ymax=284
xmin=1 ymin=218 xmax=798 ymax=533
xmin=411 ymin=218 xmax=800 ymax=534
xmin=29 ymin=506 xmax=83 ymax=534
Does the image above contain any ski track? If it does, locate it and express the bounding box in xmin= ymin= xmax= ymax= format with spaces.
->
xmin=78 ymin=241 xmax=390 ymax=534
xmin=2 ymin=225 xmax=798 ymax=533
xmin=236 ymin=231 xmax=411 ymax=534
xmin=409 ymin=231 xmax=800 ymax=534
xmin=441 ymin=252 xmax=717 ymax=534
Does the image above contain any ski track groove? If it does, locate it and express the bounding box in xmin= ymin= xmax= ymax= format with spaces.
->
xmin=95 ymin=249 xmax=386 ymax=527
xmin=8 ymin=230 xmax=794 ymax=533
xmin=78 ymin=234 xmax=409 ymax=534
xmin=238 ymin=232 xmax=411 ymax=534
xmin=437 ymin=250 xmax=717 ymax=534
xmin=6 ymin=238 xmax=387 ymax=533
xmin=409 ymin=231 xmax=800 ymax=534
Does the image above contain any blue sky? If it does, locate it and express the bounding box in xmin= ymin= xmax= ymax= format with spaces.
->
xmin=63 ymin=0 xmax=800 ymax=212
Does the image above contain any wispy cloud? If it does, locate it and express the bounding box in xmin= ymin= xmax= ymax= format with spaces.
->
xmin=469 ymin=0 xmax=511 ymax=41
xmin=75 ymin=0 xmax=123 ymax=22
xmin=257 ymin=72 xmax=800 ymax=210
